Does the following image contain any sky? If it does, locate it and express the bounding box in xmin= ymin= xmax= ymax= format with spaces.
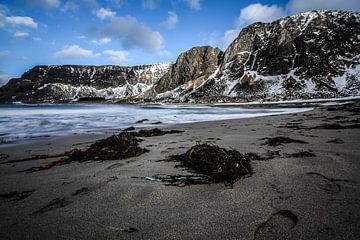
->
xmin=0 ymin=0 xmax=359 ymax=85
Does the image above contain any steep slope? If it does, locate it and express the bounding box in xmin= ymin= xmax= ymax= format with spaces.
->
xmin=153 ymin=46 xmax=223 ymax=94
xmin=0 ymin=63 xmax=172 ymax=102
xmin=159 ymin=10 xmax=360 ymax=102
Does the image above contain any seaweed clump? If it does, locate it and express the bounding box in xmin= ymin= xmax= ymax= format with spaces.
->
xmin=311 ymin=123 xmax=360 ymax=129
xmin=171 ymin=144 xmax=254 ymax=187
xmin=68 ymin=132 xmax=148 ymax=162
xmin=286 ymin=151 xmax=316 ymax=158
xmin=134 ymin=128 xmax=183 ymax=137
xmin=262 ymin=136 xmax=308 ymax=146
xmin=15 ymin=128 xmax=185 ymax=172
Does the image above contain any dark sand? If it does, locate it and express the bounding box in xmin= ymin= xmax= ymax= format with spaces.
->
xmin=0 ymin=101 xmax=360 ymax=239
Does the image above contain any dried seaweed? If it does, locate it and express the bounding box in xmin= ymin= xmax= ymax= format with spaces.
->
xmin=171 ymin=143 xmax=255 ymax=187
xmin=262 ymin=137 xmax=308 ymax=146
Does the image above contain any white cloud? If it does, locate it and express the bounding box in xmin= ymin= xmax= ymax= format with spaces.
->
xmin=55 ymin=45 xmax=99 ymax=59
xmin=288 ymin=0 xmax=360 ymax=14
xmin=5 ymin=16 xmax=38 ymax=28
xmin=91 ymin=37 xmax=112 ymax=45
xmin=29 ymin=0 xmax=60 ymax=9
xmin=61 ymin=1 xmax=79 ymax=12
xmin=183 ymin=0 xmax=201 ymax=10
xmin=0 ymin=4 xmax=38 ymax=33
xmin=221 ymin=29 xmax=241 ymax=48
xmin=218 ymin=3 xmax=286 ymax=49
xmin=0 ymin=50 xmax=10 ymax=57
xmin=102 ymin=16 xmax=163 ymax=51
xmin=13 ymin=31 xmax=29 ymax=37
xmin=161 ymin=11 xmax=178 ymax=29
xmin=95 ymin=8 xmax=116 ymax=20
xmin=33 ymin=37 xmax=42 ymax=41
xmin=102 ymin=50 xmax=128 ymax=65
xmin=142 ymin=0 xmax=158 ymax=10
xmin=0 ymin=71 xmax=10 ymax=86
xmin=237 ymin=3 xmax=286 ymax=26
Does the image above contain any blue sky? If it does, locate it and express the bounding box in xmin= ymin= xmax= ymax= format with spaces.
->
xmin=0 ymin=0 xmax=359 ymax=84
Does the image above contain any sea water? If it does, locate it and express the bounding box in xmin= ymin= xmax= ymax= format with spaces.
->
xmin=0 ymin=103 xmax=312 ymax=144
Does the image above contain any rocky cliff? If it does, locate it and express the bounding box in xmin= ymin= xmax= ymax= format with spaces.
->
xmin=154 ymin=46 xmax=223 ymax=93
xmin=162 ymin=10 xmax=360 ymax=102
xmin=1 ymin=10 xmax=359 ymax=103
xmin=0 ymin=63 xmax=172 ymax=102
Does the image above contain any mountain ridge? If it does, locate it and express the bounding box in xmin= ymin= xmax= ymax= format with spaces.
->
xmin=0 ymin=63 xmax=172 ymax=102
xmin=157 ymin=10 xmax=360 ymax=102
xmin=1 ymin=10 xmax=359 ymax=103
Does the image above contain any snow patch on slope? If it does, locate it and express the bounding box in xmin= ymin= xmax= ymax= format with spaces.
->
xmin=40 ymin=82 xmax=152 ymax=100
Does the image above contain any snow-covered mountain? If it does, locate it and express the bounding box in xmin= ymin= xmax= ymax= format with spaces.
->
xmin=0 ymin=63 xmax=172 ymax=102
xmin=0 ymin=10 xmax=359 ymax=103
xmin=156 ymin=10 xmax=360 ymax=102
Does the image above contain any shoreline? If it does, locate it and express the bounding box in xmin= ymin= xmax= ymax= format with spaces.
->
xmin=0 ymin=101 xmax=360 ymax=239
xmin=0 ymin=103 xmax=314 ymax=149
xmin=3 ymin=94 xmax=360 ymax=106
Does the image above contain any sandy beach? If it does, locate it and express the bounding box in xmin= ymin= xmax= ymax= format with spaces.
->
xmin=1 ymin=101 xmax=360 ymax=240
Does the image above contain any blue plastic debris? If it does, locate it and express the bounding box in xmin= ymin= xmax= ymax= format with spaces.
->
xmin=144 ymin=176 xmax=162 ymax=182
xmin=191 ymin=176 xmax=206 ymax=180
xmin=175 ymin=176 xmax=187 ymax=180
xmin=144 ymin=175 xmax=207 ymax=183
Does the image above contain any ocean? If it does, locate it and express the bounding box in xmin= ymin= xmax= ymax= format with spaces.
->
xmin=0 ymin=103 xmax=311 ymax=144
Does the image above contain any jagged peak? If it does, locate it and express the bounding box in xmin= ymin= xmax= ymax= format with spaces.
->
xmin=178 ymin=46 xmax=223 ymax=56
xmin=232 ymin=10 xmax=359 ymax=42
xmin=285 ymin=9 xmax=359 ymax=20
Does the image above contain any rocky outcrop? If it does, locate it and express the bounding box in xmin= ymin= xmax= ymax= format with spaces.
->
xmin=187 ymin=10 xmax=360 ymax=101
xmin=153 ymin=46 xmax=223 ymax=93
xmin=0 ymin=63 xmax=172 ymax=102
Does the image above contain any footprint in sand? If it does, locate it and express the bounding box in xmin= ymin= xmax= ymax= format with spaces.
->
xmin=33 ymin=198 xmax=72 ymax=215
xmin=254 ymin=210 xmax=298 ymax=240
xmin=306 ymin=172 xmax=341 ymax=194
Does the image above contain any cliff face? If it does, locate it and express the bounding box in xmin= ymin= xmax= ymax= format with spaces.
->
xmin=154 ymin=46 xmax=223 ymax=93
xmin=185 ymin=10 xmax=360 ymax=102
xmin=1 ymin=10 xmax=359 ymax=103
xmin=0 ymin=63 xmax=172 ymax=102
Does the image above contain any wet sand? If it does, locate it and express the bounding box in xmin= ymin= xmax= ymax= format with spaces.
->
xmin=0 ymin=101 xmax=360 ymax=239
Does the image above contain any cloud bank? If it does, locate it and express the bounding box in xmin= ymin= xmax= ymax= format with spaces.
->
xmin=13 ymin=31 xmax=29 ymax=37
xmin=237 ymin=3 xmax=285 ymax=26
xmin=5 ymin=16 xmax=38 ymax=28
xmin=102 ymin=50 xmax=128 ymax=64
xmin=95 ymin=8 xmax=116 ymax=20
xmin=91 ymin=37 xmax=112 ymax=45
xmin=102 ymin=16 xmax=163 ymax=51
xmin=55 ymin=45 xmax=99 ymax=59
